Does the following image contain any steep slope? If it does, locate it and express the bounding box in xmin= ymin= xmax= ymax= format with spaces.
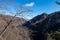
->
xmin=0 ymin=14 xmax=31 ymax=40
xmin=0 ymin=11 xmax=60 ymax=40
xmin=24 ymin=13 xmax=49 ymax=40
xmin=24 ymin=13 xmax=48 ymax=30
xmin=24 ymin=11 xmax=60 ymax=40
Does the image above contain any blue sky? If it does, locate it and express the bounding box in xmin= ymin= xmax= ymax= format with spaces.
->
xmin=0 ymin=0 xmax=60 ymax=19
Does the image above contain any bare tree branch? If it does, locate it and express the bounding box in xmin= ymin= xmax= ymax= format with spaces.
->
xmin=0 ymin=5 xmax=33 ymax=36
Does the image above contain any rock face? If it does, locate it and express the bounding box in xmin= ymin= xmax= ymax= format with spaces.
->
xmin=24 ymin=11 xmax=60 ymax=40
xmin=0 ymin=14 xmax=31 ymax=40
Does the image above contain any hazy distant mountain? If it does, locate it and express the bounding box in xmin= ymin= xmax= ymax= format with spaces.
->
xmin=24 ymin=11 xmax=60 ymax=40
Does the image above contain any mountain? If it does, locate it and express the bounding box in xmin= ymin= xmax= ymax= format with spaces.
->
xmin=23 ymin=11 xmax=60 ymax=40
xmin=0 ymin=11 xmax=60 ymax=40
xmin=0 ymin=14 xmax=31 ymax=40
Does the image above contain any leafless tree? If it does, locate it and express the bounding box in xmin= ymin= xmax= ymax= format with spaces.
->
xmin=0 ymin=0 xmax=33 ymax=36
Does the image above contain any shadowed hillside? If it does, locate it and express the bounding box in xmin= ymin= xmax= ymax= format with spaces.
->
xmin=24 ymin=11 xmax=60 ymax=40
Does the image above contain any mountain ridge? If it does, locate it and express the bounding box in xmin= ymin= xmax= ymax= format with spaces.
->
xmin=0 ymin=11 xmax=60 ymax=40
xmin=24 ymin=11 xmax=60 ymax=40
